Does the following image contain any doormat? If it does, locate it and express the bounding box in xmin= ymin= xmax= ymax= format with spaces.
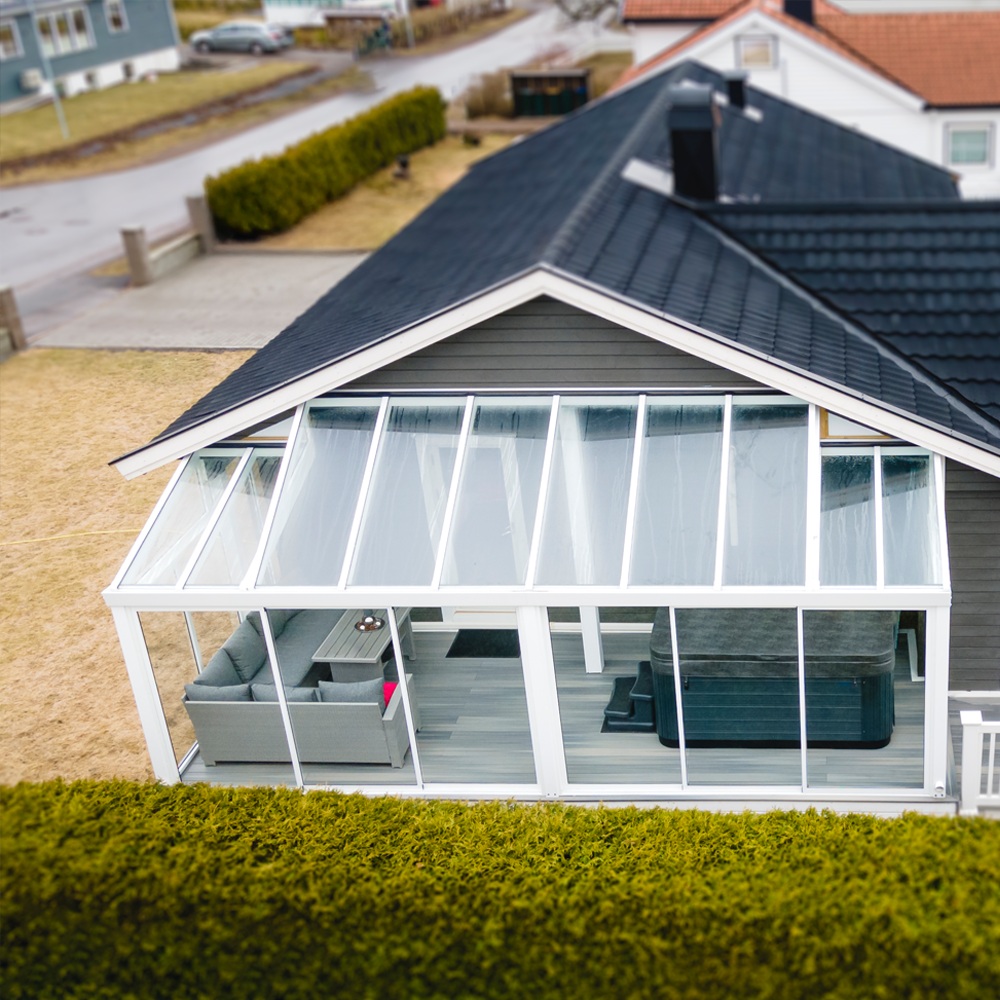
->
xmin=446 ymin=629 xmax=521 ymax=658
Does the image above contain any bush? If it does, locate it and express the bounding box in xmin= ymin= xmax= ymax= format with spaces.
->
xmin=205 ymin=86 xmax=446 ymax=238
xmin=465 ymin=70 xmax=513 ymax=118
xmin=4 ymin=780 xmax=1000 ymax=999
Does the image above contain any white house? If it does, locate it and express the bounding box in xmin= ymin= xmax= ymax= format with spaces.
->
xmin=619 ymin=0 xmax=1000 ymax=197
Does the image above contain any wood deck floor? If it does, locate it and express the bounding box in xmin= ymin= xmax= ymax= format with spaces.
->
xmin=181 ymin=629 xmax=926 ymax=791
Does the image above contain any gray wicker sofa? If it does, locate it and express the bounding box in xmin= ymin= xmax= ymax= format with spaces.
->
xmin=181 ymin=610 xmax=417 ymax=767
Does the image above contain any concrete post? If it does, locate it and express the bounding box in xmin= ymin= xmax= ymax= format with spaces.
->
xmin=0 ymin=286 xmax=27 ymax=351
xmin=121 ymin=226 xmax=154 ymax=287
xmin=186 ymin=194 xmax=216 ymax=253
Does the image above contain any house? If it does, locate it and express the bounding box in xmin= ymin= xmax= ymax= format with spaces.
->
xmin=104 ymin=62 xmax=1000 ymax=814
xmin=0 ymin=0 xmax=180 ymax=106
xmin=618 ymin=0 xmax=1000 ymax=198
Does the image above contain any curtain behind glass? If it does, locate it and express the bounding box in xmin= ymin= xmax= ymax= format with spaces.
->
xmin=882 ymin=454 xmax=940 ymax=585
xmin=820 ymin=454 xmax=876 ymax=586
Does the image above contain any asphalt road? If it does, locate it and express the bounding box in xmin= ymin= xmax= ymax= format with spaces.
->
xmin=0 ymin=8 xmax=581 ymax=295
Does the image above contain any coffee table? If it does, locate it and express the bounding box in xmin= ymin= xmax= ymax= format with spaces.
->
xmin=312 ymin=608 xmax=414 ymax=666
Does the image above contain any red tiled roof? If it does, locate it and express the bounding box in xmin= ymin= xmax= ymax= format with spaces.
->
xmin=621 ymin=0 xmax=742 ymax=20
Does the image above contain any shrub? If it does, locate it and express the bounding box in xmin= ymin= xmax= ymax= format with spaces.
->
xmin=3 ymin=780 xmax=1000 ymax=999
xmin=205 ymin=86 xmax=446 ymax=238
xmin=465 ymin=70 xmax=513 ymax=118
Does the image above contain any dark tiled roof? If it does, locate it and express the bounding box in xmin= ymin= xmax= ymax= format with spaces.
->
xmin=146 ymin=63 xmax=1000 ymax=458
xmin=708 ymin=203 xmax=1000 ymax=421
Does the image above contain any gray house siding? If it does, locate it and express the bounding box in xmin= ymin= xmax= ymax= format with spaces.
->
xmin=346 ymin=298 xmax=765 ymax=391
xmin=1 ymin=1 xmax=178 ymax=104
xmin=946 ymin=459 xmax=1000 ymax=691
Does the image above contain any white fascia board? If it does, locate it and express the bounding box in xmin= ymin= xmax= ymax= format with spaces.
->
xmin=114 ymin=267 xmax=1000 ymax=481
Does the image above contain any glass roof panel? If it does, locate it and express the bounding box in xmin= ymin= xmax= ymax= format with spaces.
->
xmin=630 ymin=400 xmax=724 ymax=586
xmin=122 ymin=451 xmax=241 ymax=586
xmin=820 ymin=452 xmax=876 ymax=586
xmin=186 ymin=449 xmax=283 ymax=587
xmin=882 ymin=453 xmax=941 ymax=585
xmin=723 ymin=402 xmax=808 ymax=585
xmin=258 ymin=402 xmax=380 ymax=587
xmin=349 ymin=400 xmax=464 ymax=586
xmin=536 ymin=397 xmax=638 ymax=586
xmin=442 ymin=398 xmax=551 ymax=586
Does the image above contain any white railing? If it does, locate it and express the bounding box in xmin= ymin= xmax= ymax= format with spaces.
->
xmin=960 ymin=710 xmax=1000 ymax=816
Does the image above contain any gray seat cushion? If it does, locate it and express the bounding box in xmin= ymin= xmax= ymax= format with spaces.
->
xmin=318 ymin=677 xmax=385 ymax=712
xmin=251 ymin=684 xmax=316 ymax=703
xmin=184 ymin=683 xmax=252 ymax=701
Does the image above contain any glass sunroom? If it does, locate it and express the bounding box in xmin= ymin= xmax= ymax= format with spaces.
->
xmin=105 ymin=391 xmax=952 ymax=806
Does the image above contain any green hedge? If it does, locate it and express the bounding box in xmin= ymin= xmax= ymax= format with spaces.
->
xmin=3 ymin=781 xmax=999 ymax=999
xmin=205 ymin=86 xmax=446 ymax=238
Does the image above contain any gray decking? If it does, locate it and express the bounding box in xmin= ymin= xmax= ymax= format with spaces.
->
xmin=181 ymin=629 xmax=926 ymax=791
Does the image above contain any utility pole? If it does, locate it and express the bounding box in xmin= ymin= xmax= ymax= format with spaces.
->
xmin=400 ymin=0 xmax=415 ymax=49
xmin=29 ymin=0 xmax=70 ymax=141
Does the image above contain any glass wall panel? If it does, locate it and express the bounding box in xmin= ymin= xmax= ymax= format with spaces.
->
xmin=536 ymin=398 xmax=638 ymax=586
xmin=882 ymin=454 xmax=941 ymax=585
xmin=408 ymin=607 xmax=536 ymax=783
xmin=267 ymin=608 xmax=417 ymax=787
xmin=820 ymin=452 xmax=876 ymax=586
xmin=187 ymin=450 xmax=282 ymax=587
xmin=553 ymin=607 xmax=682 ymax=784
xmin=630 ymin=400 xmax=723 ymax=585
xmin=350 ymin=402 xmax=464 ymax=586
xmin=442 ymin=398 xmax=550 ymax=585
xmin=674 ymin=608 xmax=802 ymax=785
xmin=123 ymin=452 xmax=240 ymax=586
xmin=723 ymin=403 xmax=808 ymax=585
xmin=804 ymin=610 xmax=924 ymax=788
xmin=258 ymin=403 xmax=379 ymax=586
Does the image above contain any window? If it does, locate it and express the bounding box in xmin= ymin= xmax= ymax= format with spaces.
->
xmin=0 ymin=19 xmax=23 ymax=60
xmin=736 ymin=34 xmax=776 ymax=70
xmin=105 ymin=0 xmax=128 ymax=33
xmin=946 ymin=124 xmax=994 ymax=167
xmin=35 ymin=6 xmax=93 ymax=56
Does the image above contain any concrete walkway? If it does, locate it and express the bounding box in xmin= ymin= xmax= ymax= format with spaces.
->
xmin=34 ymin=251 xmax=366 ymax=350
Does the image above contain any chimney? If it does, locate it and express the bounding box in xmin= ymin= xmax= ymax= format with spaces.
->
xmin=723 ymin=70 xmax=747 ymax=109
xmin=784 ymin=0 xmax=814 ymax=25
xmin=666 ymin=85 xmax=720 ymax=202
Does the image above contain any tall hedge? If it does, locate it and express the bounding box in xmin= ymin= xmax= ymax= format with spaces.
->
xmin=4 ymin=780 xmax=1000 ymax=999
xmin=206 ymin=86 xmax=446 ymax=238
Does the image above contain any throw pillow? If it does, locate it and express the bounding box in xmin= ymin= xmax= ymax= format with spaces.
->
xmin=223 ymin=620 xmax=267 ymax=683
xmin=383 ymin=682 xmax=398 ymax=706
xmin=251 ymin=684 xmax=316 ymax=703
xmin=191 ymin=647 xmax=241 ymax=688
xmin=317 ymin=677 xmax=385 ymax=712
xmin=184 ymin=683 xmax=252 ymax=702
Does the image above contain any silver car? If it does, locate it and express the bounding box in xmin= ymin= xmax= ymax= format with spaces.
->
xmin=190 ymin=21 xmax=294 ymax=56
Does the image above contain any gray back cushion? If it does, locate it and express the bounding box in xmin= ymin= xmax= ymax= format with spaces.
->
xmin=246 ymin=609 xmax=302 ymax=641
xmin=251 ymin=684 xmax=316 ymax=703
xmin=318 ymin=677 xmax=385 ymax=712
xmin=191 ymin=647 xmax=241 ymax=687
xmin=184 ymin=683 xmax=252 ymax=702
xmin=223 ymin=620 xmax=267 ymax=682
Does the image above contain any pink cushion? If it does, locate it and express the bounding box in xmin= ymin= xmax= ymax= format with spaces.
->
xmin=383 ymin=682 xmax=398 ymax=706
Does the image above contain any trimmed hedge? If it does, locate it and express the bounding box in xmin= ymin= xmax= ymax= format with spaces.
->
xmin=205 ymin=86 xmax=446 ymax=238
xmin=3 ymin=781 xmax=1000 ymax=999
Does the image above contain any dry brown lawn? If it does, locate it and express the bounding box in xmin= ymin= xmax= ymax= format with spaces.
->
xmin=0 ymin=349 xmax=251 ymax=784
xmin=260 ymin=133 xmax=512 ymax=250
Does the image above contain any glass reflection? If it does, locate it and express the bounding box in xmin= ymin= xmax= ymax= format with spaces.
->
xmin=258 ymin=404 xmax=379 ymax=586
xmin=187 ymin=451 xmax=282 ymax=586
xmin=350 ymin=402 xmax=464 ymax=586
xmin=723 ymin=403 xmax=808 ymax=585
xmin=882 ymin=454 xmax=941 ymax=585
xmin=631 ymin=401 xmax=723 ymax=585
xmin=442 ymin=399 xmax=550 ymax=585
xmin=536 ymin=398 xmax=638 ymax=586
xmin=820 ymin=453 xmax=876 ymax=586
xmin=123 ymin=452 xmax=240 ymax=586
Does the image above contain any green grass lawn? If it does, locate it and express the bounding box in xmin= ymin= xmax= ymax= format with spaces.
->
xmin=4 ymin=781 xmax=999 ymax=999
xmin=0 ymin=62 xmax=305 ymax=161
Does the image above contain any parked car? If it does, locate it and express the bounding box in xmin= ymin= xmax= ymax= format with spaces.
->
xmin=190 ymin=22 xmax=294 ymax=55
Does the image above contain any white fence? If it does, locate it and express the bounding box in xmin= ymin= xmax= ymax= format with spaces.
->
xmin=960 ymin=710 xmax=1000 ymax=816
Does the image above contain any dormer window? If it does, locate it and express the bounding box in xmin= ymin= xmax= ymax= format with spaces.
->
xmin=946 ymin=124 xmax=993 ymax=167
xmin=736 ymin=35 xmax=777 ymax=70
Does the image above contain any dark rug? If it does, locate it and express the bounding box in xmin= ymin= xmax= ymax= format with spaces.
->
xmin=446 ymin=629 xmax=521 ymax=658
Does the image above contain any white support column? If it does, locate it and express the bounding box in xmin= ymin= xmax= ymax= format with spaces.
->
xmin=260 ymin=608 xmax=304 ymax=789
xmin=580 ymin=606 xmax=605 ymax=674
xmin=111 ymin=607 xmax=180 ymax=784
xmin=388 ymin=607 xmax=423 ymax=787
xmin=804 ymin=405 xmax=821 ymax=589
xmin=796 ymin=606 xmax=808 ymax=792
xmin=524 ymin=396 xmax=560 ymax=588
xmin=713 ymin=395 xmax=733 ymax=588
xmin=924 ymin=604 xmax=951 ymax=798
xmin=668 ymin=607 xmax=688 ymax=787
xmin=873 ymin=445 xmax=885 ymax=589
xmin=184 ymin=612 xmax=203 ymax=672
xmin=516 ymin=605 xmax=568 ymax=796
xmin=619 ymin=395 xmax=646 ymax=588
xmin=431 ymin=396 xmax=475 ymax=588
xmin=959 ymin=710 xmax=984 ymax=816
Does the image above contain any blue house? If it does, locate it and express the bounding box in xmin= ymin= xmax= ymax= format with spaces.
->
xmin=0 ymin=0 xmax=180 ymax=107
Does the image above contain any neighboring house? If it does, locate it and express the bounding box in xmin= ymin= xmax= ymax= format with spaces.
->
xmin=618 ymin=0 xmax=1000 ymax=197
xmin=261 ymin=0 xmax=420 ymax=28
xmin=105 ymin=64 xmax=1000 ymax=815
xmin=621 ymin=0 xmax=741 ymax=64
xmin=0 ymin=0 xmax=180 ymax=106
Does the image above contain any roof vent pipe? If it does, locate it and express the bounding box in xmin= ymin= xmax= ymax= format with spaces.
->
xmin=723 ymin=70 xmax=747 ymax=109
xmin=784 ymin=0 xmax=814 ymax=25
xmin=666 ymin=84 xmax=720 ymax=202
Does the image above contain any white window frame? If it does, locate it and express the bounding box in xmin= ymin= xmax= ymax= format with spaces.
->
xmin=35 ymin=5 xmax=94 ymax=57
xmin=0 ymin=18 xmax=24 ymax=60
xmin=736 ymin=34 xmax=778 ymax=71
xmin=944 ymin=123 xmax=995 ymax=170
xmin=105 ymin=0 xmax=129 ymax=34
